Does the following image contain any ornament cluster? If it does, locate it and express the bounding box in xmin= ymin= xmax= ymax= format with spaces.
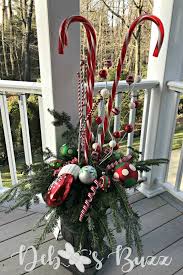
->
xmin=43 ymin=13 xmax=164 ymax=222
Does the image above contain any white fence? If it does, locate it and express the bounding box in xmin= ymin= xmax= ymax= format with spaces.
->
xmin=94 ymin=79 xmax=159 ymax=158
xmin=0 ymin=79 xmax=182 ymax=202
xmin=162 ymin=81 xmax=183 ymax=200
xmin=0 ymin=80 xmax=45 ymax=187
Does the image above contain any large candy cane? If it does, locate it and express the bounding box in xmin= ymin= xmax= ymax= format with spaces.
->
xmin=101 ymin=14 xmax=164 ymax=144
xmin=58 ymin=16 xmax=97 ymax=164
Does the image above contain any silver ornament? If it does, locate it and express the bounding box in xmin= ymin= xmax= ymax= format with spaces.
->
xmin=79 ymin=165 xmax=97 ymax=184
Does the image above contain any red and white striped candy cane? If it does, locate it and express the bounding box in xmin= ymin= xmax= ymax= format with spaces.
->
xmin=101 ymin=14 xmax=164 ymax=144
xmin=79 ymin=179 xmax=101 ymax=222
xmin=58 ymin=16 xmax=97 ymax=164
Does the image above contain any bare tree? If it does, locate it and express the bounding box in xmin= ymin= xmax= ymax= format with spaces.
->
xmin=8 ymin=0 xmax=15 ymax=78
xmin=22 ymin=0 xmax=34 ymax=81
xmin=1 ymin=0 xmax=9 ymax=77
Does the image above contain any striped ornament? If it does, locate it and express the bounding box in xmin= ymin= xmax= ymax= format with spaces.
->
xmin=58 ymin=15 xmax=97 ymax=164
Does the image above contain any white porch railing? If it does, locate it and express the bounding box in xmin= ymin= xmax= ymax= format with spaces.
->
xmin=0 ymin=80 xmax=45 ymax=188
xmin=94 ymin=79 xmax=159 ymax=159
xmin=0 ymin=79 xmax=182 ymax=203
xmin=0 ymin=79 xmax=159 ymax=190
xmin=161 ymin=81 xmax=183 ymax=200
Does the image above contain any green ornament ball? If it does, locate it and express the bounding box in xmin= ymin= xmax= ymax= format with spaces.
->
xmin=59 ymin=144 xmax=77 ymax=160
xmin=45 ymin=157 xmax=63 ymax=169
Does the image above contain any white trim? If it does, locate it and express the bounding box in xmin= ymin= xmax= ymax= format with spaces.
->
xmin=139 ymin=89 xmax=151 ymax=160
xmin=0 ymin=94 xmax=17 ymax=185
xmin=113 ymin=91 xmax=121 ymax=132
xmin=94 ymin=80 xmax=159 ymax=94
xmin=127 ymin=90 xmax=137 ymax=154
xmin=19 ymin=95 xmax=32 ymax=166
xmin=167 ymin=81 xmax=183 ymax=94
xmin=137 ymin=183 xmax=165 ymax=198
xmin=38 ymin=96 xmax=46 ymax=152
xmin=0 ymin=80 xmax=42 ymax=95
xmin=175 ymin=145 xmax=183 ymax=191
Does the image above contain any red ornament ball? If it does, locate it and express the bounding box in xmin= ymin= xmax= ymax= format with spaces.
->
xmin=95 ymin=116 xmax=102 ymax=125
xmin=126 ymin=75 xmax=134 ymax=85
xmin=113 ymin=143 xmax=119 ymax=151
xmin=134 ymin=100 xmax=139 ymax=108
xmin=112 ymin=107 xmax=120 ymax=115
xmin=99 ymin=175 xmax=111 ymax=191
xmin=124 ymin=124 xmax=133 ymax=133
xmin=113 ymin=162 xmax=138 ymax=187
xmin=99 ymin=69 xmax=108 ymax=79
xmin=113 ymin=131 xmax=121 ymax=138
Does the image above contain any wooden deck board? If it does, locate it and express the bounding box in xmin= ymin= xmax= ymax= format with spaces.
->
xmin=1 ymin=192 xmax=183 ymax=275
xmin=173 ymin=268 xmax=183 ymax=275
xmin=0 ymin=238 xmax=68 ymax=275
xmin=160 ymin=192 xmax=183 ymax=212
xmin=0 ymin=210 xmax=34 ymax=227
xmin=0 ymin=213 xmax=42 ymax=243
xmin=132 ymin=195 xmax=167 ymax=216
xmin=127 ymin=237 xmax=183 ymax=275
xmin=0 ymin=228 xmax=54 ymax=262
xmin=99 ymin=214 xmax=183 ymax=275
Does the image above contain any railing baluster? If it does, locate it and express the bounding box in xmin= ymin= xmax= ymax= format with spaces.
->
xmin=0 ymin=93 xmax=17 ymax=185
xmin=0 ymin=171 xmax=3 ymax=187
xmin=19 ymin=94 xmax=32 ymax=166
xmin=38 ymin=96 xmax=46 ymax=152
xmin=97 ymin=98 xmax=105 ymax=145
xmin=113 ymin=91 xmax=121 ymax=132
xmin=127 ymin=90 xmax=137 ymax=154
xmin=175 ymin=144 xmax=183 ymax=191
xmin=139 ymin=89 xmax=151 ymax=160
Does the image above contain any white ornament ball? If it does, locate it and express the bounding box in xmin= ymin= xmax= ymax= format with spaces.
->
xmin=109 ymin=140 xmax=117 ymax=148
xmin=79 ymin=165 xmax=97 ymax=184
xmin=92 ymin=143 xmax=100 ymax=151
xmin=58 ymin=164 xmax=80 ymax=180
xmin=100 ymin=88 xmax=109 ymax=98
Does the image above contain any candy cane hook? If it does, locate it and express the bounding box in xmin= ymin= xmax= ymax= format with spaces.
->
xmin=101 ymin=14 xmax=164 ymax=143
xmin=58 ymin=16 xmax=97 ymax=164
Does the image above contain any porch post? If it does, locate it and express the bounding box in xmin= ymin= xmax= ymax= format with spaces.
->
xmin=35 ymin=0 xmax=80 ymax=154
xmin=138 ymin=0 xmax=183 ymax=197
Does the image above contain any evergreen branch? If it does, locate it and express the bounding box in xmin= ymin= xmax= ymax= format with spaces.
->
xmin=135 ymin=158 xmax=168 ymax=172
xmin=92 ymin=207 xmax=116 ymax=250
xmin=33 ymin=208 xmax=53 ymax=231
xmin=0 ymin=180 xmax=27 ymax=205
xmin=34 ymin=209 xmax=58 ymax=249
xmin=48 ymin=109 xmax=74 ymax=129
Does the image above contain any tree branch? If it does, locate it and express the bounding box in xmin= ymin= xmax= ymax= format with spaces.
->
xmin=101 ymin=0 xmax=137 ymax=39
xmin=101 ymin=0 xmax=129 ymax=28
xmin=133 ymin=0 xmax=140 ymax=9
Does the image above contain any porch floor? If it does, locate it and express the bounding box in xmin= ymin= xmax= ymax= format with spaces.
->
xmin=1 ymin=191 xmax=183 ymax=275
